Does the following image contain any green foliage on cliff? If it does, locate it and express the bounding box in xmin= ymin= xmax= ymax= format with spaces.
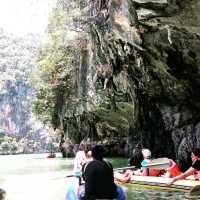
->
xmin=32 ymin=0 xmax=82 ymax=127
xmin=94 ymin=102 xmax=134 ymax=135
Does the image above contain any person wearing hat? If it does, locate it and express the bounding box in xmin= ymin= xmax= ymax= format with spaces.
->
xmin=114 ymin=148 xmax=160 ymax=183
xmin=133 ymin=148 xmax=160 ymax=176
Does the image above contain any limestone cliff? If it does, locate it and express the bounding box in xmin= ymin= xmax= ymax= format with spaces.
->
xmin=37 ymin=0 xmax=200 ymax=169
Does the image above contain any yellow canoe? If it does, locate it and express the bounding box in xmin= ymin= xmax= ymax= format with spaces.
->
xmin=117 ymin=175 xmax=200 ymax=193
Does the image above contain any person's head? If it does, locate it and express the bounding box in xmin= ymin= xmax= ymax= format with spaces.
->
xmin=86 ymin=150 xmax=93 ymax=160
xmin=142 ymin=149 xmax=151 ymax=159
xmin=79 ymin=141 xmax=87 ymax=153
xmin=191 ymin=148 xmax=200 ymax=161
xmin=129 ymin=144 xmax=143 ymax=168
xmin=0 ymin=188 xmax=6 ymax=200
xmin=91 ymin=145 xmax=104 ymax=161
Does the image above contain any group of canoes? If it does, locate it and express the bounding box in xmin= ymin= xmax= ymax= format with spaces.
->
xmin=66 ymin=145 xmax=200 ymax=199
xmin=115 ymin=148 xmax=200 ymax=187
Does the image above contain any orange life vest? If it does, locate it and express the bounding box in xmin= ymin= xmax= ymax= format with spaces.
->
xmin=149 ymin=168 xmax=160 ymax=176
xmin=168 ymin=163 xmax=181 ymax=177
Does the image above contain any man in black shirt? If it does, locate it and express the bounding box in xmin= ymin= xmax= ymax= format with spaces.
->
xmin=82 ymin=145 xmax=118 ymax=200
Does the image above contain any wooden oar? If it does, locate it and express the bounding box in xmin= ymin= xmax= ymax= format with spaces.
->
xmin=189 ymin=185 xmax=200 ymax=196
xmin=114 ymin=166 xmax=136 ymax=171
xmin=142 ymin=158 xmax=171 ymax=170
xmin=66 ymin=171 xmax=82 ymax=178
xmin=65 ymin=166 xmax=136 ymax=178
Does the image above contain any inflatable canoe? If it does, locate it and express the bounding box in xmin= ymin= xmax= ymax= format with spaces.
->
xmin=117 ymin=175 xmax=200 ymax=193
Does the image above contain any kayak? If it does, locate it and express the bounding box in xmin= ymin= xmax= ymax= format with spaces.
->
xmin=117 ymin=175 xmax=200 ymax=193
xmin=65 ymin=178 xmax=126 ymax=200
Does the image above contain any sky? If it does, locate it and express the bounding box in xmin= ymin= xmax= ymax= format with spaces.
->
xmin=0 ymin=0 xmax=57 ymax=36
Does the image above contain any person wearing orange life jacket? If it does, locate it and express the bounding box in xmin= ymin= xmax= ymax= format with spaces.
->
xmin=168 ymin=148 xmax=200 ymax=185
xmin=133 ymin=149 xmax=160 ymax=176
xmin=164 ymin=159 xmax=182 ymax=178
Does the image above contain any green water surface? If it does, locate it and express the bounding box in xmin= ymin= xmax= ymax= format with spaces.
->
xmin=0 ymin=154 xmax=198 ymax=200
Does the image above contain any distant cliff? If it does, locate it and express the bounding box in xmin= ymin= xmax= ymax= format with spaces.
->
xmin=0 ymin=29 xmax=58 ymax=154
xmin=35 ymin=0 xmax=200 ymax=170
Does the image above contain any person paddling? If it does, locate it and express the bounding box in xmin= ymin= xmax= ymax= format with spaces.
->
xmin=82 ymin=145 xmax=118 ymax=199
xmin=66 ymin=145 xmax=126 ymax=200
xmin=168 ymin=148 xmax=200 ymax=184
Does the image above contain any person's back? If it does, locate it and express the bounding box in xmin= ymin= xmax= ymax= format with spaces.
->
xmin=83 ymin=145 xmax=118 ymax=200
xmin=73 ymin=142 xmax=87 ymax=173
xmin=128 ymin=143 xmax=143 ymax=168
xmin=84 ymin=159 xmax=117 ymax=199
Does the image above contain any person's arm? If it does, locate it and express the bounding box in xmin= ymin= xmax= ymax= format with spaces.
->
xmin=168 ymin=167 xmax=195 ymax=184
xmin=133 ymin=168 xmax=149 ymax=176
xmin=133 ymin=160 xmax=149 ymax=176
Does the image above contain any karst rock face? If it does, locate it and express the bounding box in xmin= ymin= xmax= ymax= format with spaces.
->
xmin=56 ymin=0 xmax=200 ymax=168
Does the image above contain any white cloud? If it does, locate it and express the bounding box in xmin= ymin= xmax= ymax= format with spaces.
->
xmin=0 ymin=0 xmax=57 ymax=36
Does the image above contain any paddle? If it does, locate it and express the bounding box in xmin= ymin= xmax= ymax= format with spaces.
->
xmin=66 ymin=171 xmax=82 ymax=178
xmin=142 ymin=158 xmax=171 ymax=170
xmin=65 ymin=166 xmax=136 ymax=178
xmin=114 ymin=166 xmax=136 ymax=171
xmin=189 ymin=185 xmax=200 ymax=196
xmin=64 ymin=166 xmax=136 ymax=178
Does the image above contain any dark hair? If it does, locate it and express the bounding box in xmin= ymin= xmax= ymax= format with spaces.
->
xmin=192 ymin=148 xmax=200 ymax=157
xmin=0 ymin=188 xmax=6 ymax=200
xmin=91 ymin=145 xmax=104 ymax=161
xmin=129 ymin=144 xmax=143 ymax=168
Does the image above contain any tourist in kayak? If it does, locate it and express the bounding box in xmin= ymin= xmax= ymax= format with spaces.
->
xmin=0 ymin=188 xmax=6 ymax=200
xmin=128 ymin=143 xmax=143 ymax=169
xmin=114 ymin=145 xmax=143 ymax=183
xmin=168 ymin=148 xmax=200 ymax=184
xmin=73 ymin=141 xmax=87 ymax=174
xmin=114 ymin=148 xmax=160 ymax=183
xmin=82 ymin=145 xmax=121 ymax=199
xmin=133 ymin=148 xmax=160 ymax=176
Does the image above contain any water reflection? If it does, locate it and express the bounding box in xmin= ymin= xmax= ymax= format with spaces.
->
xmin=0 ymin=153 xmax=74 ymax=175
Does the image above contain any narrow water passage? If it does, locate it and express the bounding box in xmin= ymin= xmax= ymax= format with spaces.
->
xmin=0 ymin=154 xmax=197 ymax=200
